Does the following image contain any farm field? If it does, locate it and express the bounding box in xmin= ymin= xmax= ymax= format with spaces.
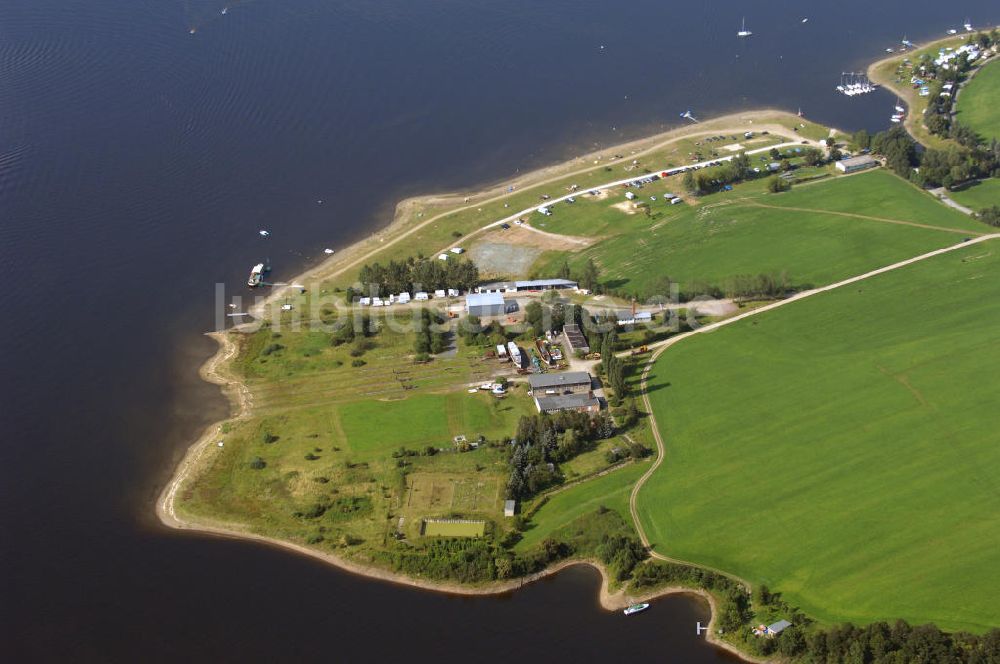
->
xmin=956 ymin=59 xmax=1000 ymax=141
xmin=533 ymin=169 xmax=985 ymax=297
xmin=949 ymin=177 xmax=1000 ymax=211
xmin=636 ymin=241 xmax=1000 ymax=632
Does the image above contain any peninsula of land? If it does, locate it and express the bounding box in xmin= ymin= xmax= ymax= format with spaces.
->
xmin=160 ymin=40 xmax=1000 ymax=659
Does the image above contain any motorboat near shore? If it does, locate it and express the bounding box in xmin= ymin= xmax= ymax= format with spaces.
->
xmin=248 ymin=262 xmax=265 ymax=287
xmin=623 ymin=603 xmax=650 ymax=616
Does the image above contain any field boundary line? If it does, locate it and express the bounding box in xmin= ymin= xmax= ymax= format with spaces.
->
xmin=742 ymin=201 xmax=987 ymax=236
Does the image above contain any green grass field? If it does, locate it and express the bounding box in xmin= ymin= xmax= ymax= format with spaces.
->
xmin=515 ymin=461 xmax=650 ymax=552
xmin=949 ymin=178 xmax=1000 ymax=211
xmin=534 ymin=169 xmax=984 ymax=297
xmin=422 ymin=519 xmax=486 ymax=537
xmin=956 ymin=59 xmax=1000 ymax=141
xmin=338 ymin=392 xmax=528 ymax=454
xmin=636 ymin=241 xmax=1000 ymax=632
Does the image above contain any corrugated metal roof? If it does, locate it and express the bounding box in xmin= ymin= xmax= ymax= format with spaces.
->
xmin=535 ymin=393 xmax=600 ymax=412
xmin=767 ymin=620 xmax=792 ymax=633
xmin=528 ymin=371 xmax=592 ymax=390
xmin=465 ymin=292 xmax=505 ymax=307
xmin=618 ymin=311 xmax=652 ymax=321
xmin=839 ymin=155 xmax=877 ymax=167
xmin=514 ymin=278 xmax=577 ymax=288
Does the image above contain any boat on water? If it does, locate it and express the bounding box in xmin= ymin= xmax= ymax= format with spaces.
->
xmin=837 ymin=72 xmax=877 ymax=97
xmin=737 ymin=17 xmax=752 ymax=37
xmin=248 ymin=263 xmax=265 ymax=287
xmin=965 ymin=20 xmax=974 ymax=32
xmin=623 ymin=603 xmax=650 ymax=616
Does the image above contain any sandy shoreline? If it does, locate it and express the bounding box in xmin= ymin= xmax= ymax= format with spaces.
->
xmin=155 ymin=108 xmax=832 ymax=664
xmin=249 ymin=108 xmax=832 ymax=318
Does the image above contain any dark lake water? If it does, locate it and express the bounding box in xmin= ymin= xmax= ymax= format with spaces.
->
xmin=2 ymin=0 xmax=997 ymax=660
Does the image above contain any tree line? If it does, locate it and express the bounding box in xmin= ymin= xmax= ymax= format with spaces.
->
xmin=413 ymin=308 xmax=448 ymax=359
xmin=683 ymin=151 xmax=753 ymax=196
xmin=353 ymin=256 xmax=479 ymax=297
xmin=916 ymin=30 xmax=999 ymax=147
xmin=631 ymin=559 xmax=1000 ymax=661
xmin=600 ymin=330 xmax=629 ymax=404
xmin=853 ymin=125 xmax=1000 ymax=224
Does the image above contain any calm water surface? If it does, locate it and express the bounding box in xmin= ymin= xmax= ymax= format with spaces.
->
xmin=2 ymin=0 xmax=997 ymax=661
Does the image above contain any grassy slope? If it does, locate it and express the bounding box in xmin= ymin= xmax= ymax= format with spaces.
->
xmin=637 ymin=242 xmax=1000 ymax=632
xmin=956 ymin=58 xmax=1000 ymax=141
xmin=948 ymin=178 xmax=1000 ymax=210
xmin=515 ymin=461 xmax=650 ymax=552
xmin=536 ymin=169 xmax=983 ymax=297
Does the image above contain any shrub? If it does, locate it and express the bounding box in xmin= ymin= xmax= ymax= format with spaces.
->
xmin=351 ymin=359 xmax=366 ymax=367
xmin=302 ymin=502 xmax=328 ymax=519
xmin=766 ymin=176 xmax=791 ymax=193
xmin=304 ymin=453 xmax=320 ymax=461
xmin=978 ymin=205 xmax=1000 ymax=227
xmin=249 ymin=457 xmax=266 ymax=470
